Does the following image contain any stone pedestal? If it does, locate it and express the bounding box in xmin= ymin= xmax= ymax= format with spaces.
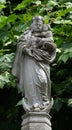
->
xmin=21 ymin=112 xmax=52 ymax=130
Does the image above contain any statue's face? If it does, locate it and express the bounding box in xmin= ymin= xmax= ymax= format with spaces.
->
xmin=31 ymin=20 xmax=43 ymax=32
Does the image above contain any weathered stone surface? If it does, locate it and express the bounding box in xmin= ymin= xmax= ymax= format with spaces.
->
xmin=21 ymin=112 xmax=51 ymax=130
xmin=12 ymin=16 xmax=56 ymax=113
xmin=12 ymin=15 xmax=56 ymax=130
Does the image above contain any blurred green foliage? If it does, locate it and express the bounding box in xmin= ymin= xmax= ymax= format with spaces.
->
xmin=0 ymin=0 xmax=72 ymax=130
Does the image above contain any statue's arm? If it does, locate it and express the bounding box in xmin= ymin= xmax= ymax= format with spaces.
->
xmin=17 ymin=33 xmax=32 ymax=55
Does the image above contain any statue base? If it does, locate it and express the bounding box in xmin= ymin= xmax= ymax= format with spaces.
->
xmin=21 ymin=112 xmax=52 ymax=130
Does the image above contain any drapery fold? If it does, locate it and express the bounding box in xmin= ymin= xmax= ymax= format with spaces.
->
xmin=12 ymin=26 xmax=56 ymax=110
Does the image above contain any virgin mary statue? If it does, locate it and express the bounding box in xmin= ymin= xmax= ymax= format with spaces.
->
xmin=12 ymin=16 xmax=56 ymax=112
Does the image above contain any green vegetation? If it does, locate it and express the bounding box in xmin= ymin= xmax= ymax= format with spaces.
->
xmin=0 ymin=0 xmax=72 ymax=130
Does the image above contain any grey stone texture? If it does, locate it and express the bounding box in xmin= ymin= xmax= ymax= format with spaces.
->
xmin=21 ymin=112 xmax=51 ymax=130
xmin=12 ymin=16 xmax=56 ymax=113
xmin=12 ymin=15 xmax=56 ymax=130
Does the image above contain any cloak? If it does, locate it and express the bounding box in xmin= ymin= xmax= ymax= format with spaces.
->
xmin=12 ymin=28 xmax=56 ymax=110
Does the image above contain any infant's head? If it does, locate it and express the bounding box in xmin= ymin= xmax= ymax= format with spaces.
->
xmin=31 ymin=16 xmax=44 ymax=32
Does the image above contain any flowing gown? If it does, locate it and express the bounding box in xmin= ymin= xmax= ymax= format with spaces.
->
xmin=12 ymin=27 xmax=56 ymax=110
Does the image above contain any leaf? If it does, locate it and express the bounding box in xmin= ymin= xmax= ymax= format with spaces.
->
xmin=0 ymin=81 xmax=5 ymax=89
xmin=0 ymin=53 xmax=14 ymax=69
xmin=33 ymin=1 xmax=41 ymax=6
xmin=0 ymin=72 xmax=10 ymax=82
xmin=58 ymin=47 xmax=72 ymax=63
xmin=0 ymin=49 xmax=10 ymax=53
xmin=22 ymin=13 xmax=32 ymax=22
xmin=0 ymin=72 xmax=10 ymax=88
xmin=54 ymin=20 xmax=72 ymax=25
xmin=0 ymin=15 xmax=7 ymax=28
xmin=46 ymin=0 xmax=58 ymax=9
xmin=0 ymin=2 xmax=6 ymax=9
xmin=7 ymin=14 xmax=18 ymax=23
xmin=16 ymin=100 xmax=22 ymax=106
xmin=62 ymin=55 xmax=69 ymax=63
xmin=14 ymin=24 xmax=27 ymax=32
xmin=56 ymin=48 xmax=61 ymax=53
xmin=0 ymin=0 xmax=6 ymax=3
xmin=14 ymin=0 xmax=33 ymax=10
xmin=68 ymin=99 xmax=72 ymax=107
xmin=58 ymin=54 xmax=69 ymax=63
xmin=65 ymin=2 xmax=72 ymax=8
xmin=44 ymin=15 xmax=50 ymax=24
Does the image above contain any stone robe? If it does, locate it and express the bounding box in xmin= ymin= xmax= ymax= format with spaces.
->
xmin=12 ymin=25 xmax=56 ymax=111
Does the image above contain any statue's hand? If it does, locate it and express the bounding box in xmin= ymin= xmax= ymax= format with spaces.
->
xmin=22 ymin=47 xmax=27 ymax=54
xmin=22 ymin=44 xmax=30 ymax=53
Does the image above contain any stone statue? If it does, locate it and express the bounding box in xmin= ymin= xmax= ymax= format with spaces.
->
xmin=12 ymin=16 xmax=56 ymax=113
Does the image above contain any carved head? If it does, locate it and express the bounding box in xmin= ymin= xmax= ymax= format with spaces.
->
xmin=31 ymin=16 xmax=44 ymax=32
